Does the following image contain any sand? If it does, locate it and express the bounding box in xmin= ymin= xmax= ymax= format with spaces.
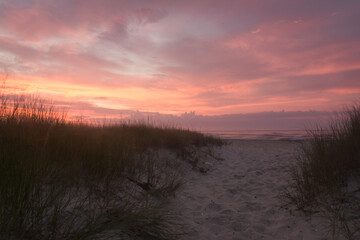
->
xmin=166 ymin=140 xmax=343 ymax=240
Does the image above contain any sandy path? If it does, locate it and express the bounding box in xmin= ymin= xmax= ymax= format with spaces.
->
xmin=167 ymin=140 xmax=336 ymax=240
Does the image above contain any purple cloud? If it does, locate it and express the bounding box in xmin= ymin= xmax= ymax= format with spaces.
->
xmin=0 ymin=0 xmax=358 ymax=125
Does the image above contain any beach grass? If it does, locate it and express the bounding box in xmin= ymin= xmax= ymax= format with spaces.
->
xmin=0 ymin=93 xmax=222 ymax=240
xmin=283 ymin=104 xmax=360 ymax=239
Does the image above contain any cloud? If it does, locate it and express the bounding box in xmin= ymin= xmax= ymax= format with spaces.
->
xmin=0 ymin=0 xmax=359 ymax=118
xmin=255 ymin=68 xmax=360 ymax=98
xmin=0 ymin=0 xmax=168 ymax=41
xmin=135 ymin=8 xmax=167 ymax=24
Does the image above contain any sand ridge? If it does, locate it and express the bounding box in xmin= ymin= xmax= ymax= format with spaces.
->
xmin=167 ymin=140 xmax=340 ymax=240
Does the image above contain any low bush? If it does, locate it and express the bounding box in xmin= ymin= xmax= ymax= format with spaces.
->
xmin=284 ymin=104 xmax=360 ymax=239
xmin=0 ymin=94 xmax=222 ymax=240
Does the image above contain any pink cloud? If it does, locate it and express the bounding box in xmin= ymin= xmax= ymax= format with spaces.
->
xmin=0 ymin=0 xmax=359 ymax=122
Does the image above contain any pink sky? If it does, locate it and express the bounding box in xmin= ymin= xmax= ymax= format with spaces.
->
xmin=0 ymin=0 xmax=359 ymax=128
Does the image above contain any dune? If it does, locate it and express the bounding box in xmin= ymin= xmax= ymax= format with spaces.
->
xmin=166 ymin=140 xmax=343 ymax=240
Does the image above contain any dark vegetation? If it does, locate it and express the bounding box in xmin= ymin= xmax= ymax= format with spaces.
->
xmin=284 ymin=104 xmax=360 ymax=240
xmin=0 ymin=93 xmax=222 ymax=240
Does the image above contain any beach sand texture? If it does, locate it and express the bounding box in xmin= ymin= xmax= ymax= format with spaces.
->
xmin=167 ymin=140 xmax=342 ymax=240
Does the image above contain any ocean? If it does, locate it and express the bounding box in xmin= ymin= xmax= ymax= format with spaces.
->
xmin=203 ymin=130 xmax=310 ymax=141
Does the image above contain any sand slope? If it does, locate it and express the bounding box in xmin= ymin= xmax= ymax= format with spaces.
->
xmin=167 ymin=140 xmax=340 ymax=240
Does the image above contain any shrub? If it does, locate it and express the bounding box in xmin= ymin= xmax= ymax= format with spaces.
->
xmin=284 ymin=104 xmax=360 ymax=239
xmin=0 ymin=94 xmax=222 ymax=239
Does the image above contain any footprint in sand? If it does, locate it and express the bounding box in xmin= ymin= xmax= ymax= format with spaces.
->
xmin=167 ymin=141 xmax=340 ymax=240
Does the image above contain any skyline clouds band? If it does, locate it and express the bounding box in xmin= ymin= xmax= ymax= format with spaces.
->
xmin=0 ymin=0 xmax=359 ymax=127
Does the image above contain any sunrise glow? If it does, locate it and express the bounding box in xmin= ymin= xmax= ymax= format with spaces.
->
xmin=0 ymin=0 xmax=359 ymax=128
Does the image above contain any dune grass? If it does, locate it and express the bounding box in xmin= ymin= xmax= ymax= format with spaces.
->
xmin=0 ymin=94 xmax=222 ymax=240
xmin=283 ymin=104 xmax=360 ymax=240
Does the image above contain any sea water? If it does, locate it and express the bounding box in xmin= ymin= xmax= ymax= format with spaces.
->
xmin=203 ymin=130 xmax=310 ymax=141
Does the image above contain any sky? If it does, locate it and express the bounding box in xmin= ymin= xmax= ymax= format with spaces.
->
xmin=0 ymin=0 xmax=359 ymax=130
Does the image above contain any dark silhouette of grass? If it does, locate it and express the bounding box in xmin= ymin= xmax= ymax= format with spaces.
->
xmin=0 ymin=93 xmax=223 ymax=240
xmin=283 ymin=104 xmax=360 ymax=240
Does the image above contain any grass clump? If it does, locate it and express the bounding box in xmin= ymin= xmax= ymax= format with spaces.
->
xmin=284 ymin=104 xmax=360 ymax=239
xmin=0 ymin=94 xmax=222 ymax=240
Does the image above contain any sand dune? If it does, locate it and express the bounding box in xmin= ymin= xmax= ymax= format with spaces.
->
xmin=167 ymin=140 xmax=343 ymax=240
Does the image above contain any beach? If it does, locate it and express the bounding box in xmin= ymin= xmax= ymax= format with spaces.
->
xmin=166 ymin=140 xmax=341 ymax=240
